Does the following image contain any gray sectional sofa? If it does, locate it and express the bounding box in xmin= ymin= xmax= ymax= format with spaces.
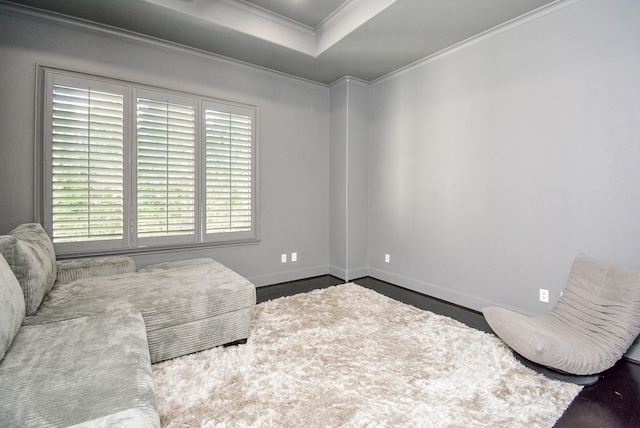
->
xmin=0 ymin=223 xmax=256 ymax=427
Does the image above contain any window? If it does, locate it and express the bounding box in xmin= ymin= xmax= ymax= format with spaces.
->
xmin=204 ymin=102 xmax=254 ymax=238
xmin=41 ymin=69 xmax=258 ymax=255
xmin=135 ymin=91 xmax=197 ymax=245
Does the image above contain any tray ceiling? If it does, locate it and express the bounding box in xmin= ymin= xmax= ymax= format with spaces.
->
xmin=3 ymin=0 xmax=562 ymax=84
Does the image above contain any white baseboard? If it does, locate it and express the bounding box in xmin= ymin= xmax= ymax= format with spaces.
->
xmin=252 ymin=265 xmax=541 ymax=319
xmin=249 ymin=265 xmax=330 ymax=287
xmin=368 ymin=267 xmax=539 ymax=317
xmin=328 ymin=265 xmax=369 ymax=282
xmin=328 ymin=265 xmax=346 ymax=280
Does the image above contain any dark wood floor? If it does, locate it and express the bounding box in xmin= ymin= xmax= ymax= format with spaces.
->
xmin=256 ymin=275 xmax=640 ymax=428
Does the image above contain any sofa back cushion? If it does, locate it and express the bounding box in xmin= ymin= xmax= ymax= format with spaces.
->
xmin=0 ymin=223 xmax=57 ymax=315
xmin=0 ymin=254 xmax=26 ymax=360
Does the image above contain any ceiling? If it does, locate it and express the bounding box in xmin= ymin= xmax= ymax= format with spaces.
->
xmin=4 ymin=0 xmax=560 ymax=84
xmin=243 ymin=0 xmax=349 ymax=28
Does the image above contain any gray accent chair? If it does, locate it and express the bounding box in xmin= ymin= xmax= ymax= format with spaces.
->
xmin=483 ymin=255 xmax=640 ymax=376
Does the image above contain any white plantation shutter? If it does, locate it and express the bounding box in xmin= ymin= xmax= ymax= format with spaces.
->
xmin=50 ymin=83 xmax=125 ymax=244
xmin=42 ymin=69 xmax=258 ymax=255
xmin=136 ymin=94 xmax=196 ymax=241
xmin=204 ymin=103 xmax=255 ymax=239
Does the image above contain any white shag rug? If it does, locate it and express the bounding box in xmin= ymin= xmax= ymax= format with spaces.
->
xmin=152 ymin=283 xmax=582 ymax=427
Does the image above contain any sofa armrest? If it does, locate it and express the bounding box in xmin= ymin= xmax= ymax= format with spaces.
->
xmin=56 ymin=256 xmax=136 ymax=284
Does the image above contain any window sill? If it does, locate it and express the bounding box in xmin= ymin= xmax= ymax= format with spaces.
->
xmin=56 ymin=238 xmax=261 ymax=260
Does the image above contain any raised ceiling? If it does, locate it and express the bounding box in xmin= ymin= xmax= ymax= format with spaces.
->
xmin=3 ymin=0 xmax=561 ymax=84
xmin=243 ymin=0 xmax=349 ymax=28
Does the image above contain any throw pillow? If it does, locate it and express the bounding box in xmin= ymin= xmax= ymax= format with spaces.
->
xmin=0 ymin=223 xmax=57 ymax=315
xmin=0 ymin=254 xmax=26 ymax=360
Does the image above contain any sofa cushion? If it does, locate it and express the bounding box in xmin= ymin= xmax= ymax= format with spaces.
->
xmin=0 ymin=223 xmax=56 ymax=315
xmin=56 ymin=256 xmax=136 ymax=284
xmin=0 ymin=254 xmax=25 ymax=361
xmin=0 ymin=309 xmax=159 ymax=427
xmin=29 ymin=258 xmax=255 ymax=330
xmin=27 ymin=258 xmax=256 ymax=362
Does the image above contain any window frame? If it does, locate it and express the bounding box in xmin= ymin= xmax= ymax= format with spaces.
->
xmin=202 ymin=99 xmax=257 ymax=244
xmin=134 ymin=88 xmax=200 ymax=249
xmin=38 ymin=67 xmax=259 ymax=257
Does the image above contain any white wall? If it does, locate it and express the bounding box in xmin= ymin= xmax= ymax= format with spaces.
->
xmin=0 ymin=7 xmax=331 ymax=286
xmin=368 ymin=0 xmax=640 ymax=315
xmin=329 ymin=78 xmax=370 ymax=281
xmin=1 ymin=0 xmax=639 ymax=315
xmin=329 ymin=79 xmax=348 ymax=278
xmin=345 ymin=80 xmax=370 ymax=280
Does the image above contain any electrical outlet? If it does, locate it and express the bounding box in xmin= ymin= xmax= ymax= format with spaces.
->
xmin=385 ymin=254 xmax=390 ymax=263
xmin=291 ymin=252 xmax=297 ymax=262
xmin=281 ymin=254 xmax=287 ymax=263
xmin=539 ymin=289 xmax=549 ymax=303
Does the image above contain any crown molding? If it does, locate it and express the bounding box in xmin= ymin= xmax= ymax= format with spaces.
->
xmin=0 ymin=2 xmax=329 ymax=88
xmin=329 ymin=76 xmax=371 ymax=88
xmin=315 ymin=0 xmax=397 ymax=55
xmin=139 ymin=0 xmax=316 ymax=55
xmin=372 ymin=0 xmax=584 ymax=86
xmin=316 ymin=0 xmax=363 ymax=33
xmin=228 ymin=0 xmax=316 ymax=34
xmin=145 ymin=0 xmax=396 ymax=58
